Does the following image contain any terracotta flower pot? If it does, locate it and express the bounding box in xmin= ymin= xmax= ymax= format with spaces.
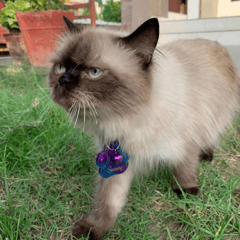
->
xmin=16 ymin=10 xmax=74 ymax=67
xmin=0 ymin=1 xmax=10 ymax=43
xmin=0 ymin=26 xmax=9 ymax=43
xmin=3 ymin=32 xmax=27 ymax=61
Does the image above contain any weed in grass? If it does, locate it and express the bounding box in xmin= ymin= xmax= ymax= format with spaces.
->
xmin=0 ymin=65 xmax=239 ymax=239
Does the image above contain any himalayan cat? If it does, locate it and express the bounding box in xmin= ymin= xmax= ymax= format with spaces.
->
xmin=48 ymin=16 xmax=240 ymax=239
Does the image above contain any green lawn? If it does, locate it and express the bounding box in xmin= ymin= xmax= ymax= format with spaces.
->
xmin=0 ymin=64 xmax=239 ymax=240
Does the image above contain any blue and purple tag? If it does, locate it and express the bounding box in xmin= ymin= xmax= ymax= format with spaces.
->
xmin=96 ymin=142 xmax=129 ymax=178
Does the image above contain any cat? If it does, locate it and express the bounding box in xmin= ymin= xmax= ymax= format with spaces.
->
xmin=48 ymin=16 xmax=240 ymax=239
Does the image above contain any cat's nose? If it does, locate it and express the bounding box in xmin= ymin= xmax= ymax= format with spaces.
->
xmin=58 ymin=74 xmax=70 ymax=86
xmin=58 ymin=69 xmax=78 ymax=86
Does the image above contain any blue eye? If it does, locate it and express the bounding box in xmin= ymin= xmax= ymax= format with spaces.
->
xmin=55 ymin=64 xmax=66 ymax=74
xmin=88 ymin=68 xmax=103 ymax=79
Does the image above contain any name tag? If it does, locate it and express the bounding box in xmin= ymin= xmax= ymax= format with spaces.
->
xmin=96 ymin=142 xmax=129 ymax=178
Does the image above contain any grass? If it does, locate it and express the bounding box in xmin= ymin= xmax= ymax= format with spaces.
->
xmin=0 ymin=63 xmax=239 ymax=240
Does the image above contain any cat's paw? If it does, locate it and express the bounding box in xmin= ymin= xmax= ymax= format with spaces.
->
xmin=173 ymin=185 xmax=199 ymax=197
xmin=200 ymin=148 xmax=214 ymax=162
xmin=72 ymin=218 xmax=103 ymax=240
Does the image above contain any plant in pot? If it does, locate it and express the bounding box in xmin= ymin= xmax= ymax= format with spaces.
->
xmin=0 ymin=0 xmax=74 ymax=66
xmin=97 ymin=0 xmax=121 ymax=23
xmin=0 ymin=0 xmax=29 ymax=61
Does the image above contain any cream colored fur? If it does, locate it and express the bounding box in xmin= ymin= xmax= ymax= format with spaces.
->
xmin=83 ymin=38 xmax=240 ymax=175
xmin=49 ymin=21 xmax=240 ymax=239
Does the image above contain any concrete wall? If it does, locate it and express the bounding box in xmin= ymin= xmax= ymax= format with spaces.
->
xmin=121 ymin=0 xmax=168 ymax=31
xmin=121 ymin=0 xmax=133 ymax=31
xmin=158 ymin=12 xmax=187 ymax=21
xmin=218 ymin=0 xmax=240 ymax=17
xmin=201 ymin=0 xmax=218 ymax=18
xmin=149 ymin=0 xmax=168 ymax=18
xmin=187 ymin=0 xmax=200 ymax=19
xmin=158 ymin=16 xmax=240 ymax=46
xmin=132 ymin=0 xmax=149 ymax=31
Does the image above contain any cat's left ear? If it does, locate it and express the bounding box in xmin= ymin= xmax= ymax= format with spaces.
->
xmin=63 ymin=16 xmax=82 ymax=33
xmin=121 ymin=18 xmax=159 ymax=66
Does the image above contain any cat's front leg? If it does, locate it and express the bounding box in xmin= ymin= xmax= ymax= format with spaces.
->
xmin=72 ymin=167 xmax=133 ymax=240
xmin=172 ymin=144 xmax=200 ymax=196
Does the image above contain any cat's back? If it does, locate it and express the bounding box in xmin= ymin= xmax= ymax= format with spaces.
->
xmin=161 ymin=38 xmax=239 ymax=87
xmin=150 ymin=38 xmax=240 ymax=150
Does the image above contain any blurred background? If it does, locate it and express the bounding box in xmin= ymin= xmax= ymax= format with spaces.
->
xmin=0 ymin=0 xmax=240 ymax=71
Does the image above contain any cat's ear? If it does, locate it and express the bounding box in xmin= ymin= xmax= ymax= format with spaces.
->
xmin=121 ymin=18 xmax=159 ymax=66
xmin=63 ymin=16 xmax=81 ymax=33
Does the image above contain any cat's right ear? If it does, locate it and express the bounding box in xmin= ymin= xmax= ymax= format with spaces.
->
xmin=120 ymin=18 xmax=159 ymax=66
xmin=63 ymin=16 xmax=81 ymax=33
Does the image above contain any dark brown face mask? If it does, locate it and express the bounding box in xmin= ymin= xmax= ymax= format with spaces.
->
xmin=58 ymin=68 xmax=78 ymax=87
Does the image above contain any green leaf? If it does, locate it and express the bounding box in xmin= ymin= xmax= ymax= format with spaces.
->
xmin=6 ymin=1 xmax=15 ymax=8
xmin=37 ymin=0 xmax=43 ymax=6
xmin=2 ymin=8 xmax=15 ymax=18
xmin=7 ymin=18 xmax=17 ymax=26
xmin=0 ymin=0 xmax=69 ymax=31
xmin=10 ymin=22 xmax=19 ymax=29
xmin=14 ymin=1 xmax=31 ymax=11
xmin=101 ymin=0 xmax=121 ymax=23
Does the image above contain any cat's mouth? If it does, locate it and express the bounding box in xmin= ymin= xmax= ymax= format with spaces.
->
xmin=49 ymin=84 xmax=99 ymax=127
xmin=68 ymin=98 xmax=99 ymax=128
xmin=70 ymin=109 xmax=96 ymax=129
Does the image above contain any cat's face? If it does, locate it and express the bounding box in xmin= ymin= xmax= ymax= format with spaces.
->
xmin=48 ymin=17 xmax=159 ymax=121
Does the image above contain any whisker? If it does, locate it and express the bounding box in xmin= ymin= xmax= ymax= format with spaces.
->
xmin=83 ymin=102 xmax=86 ymax=132
xmin=71 ymin=104 xmax=76 ymax=125
xmin=88 ymin=99 xmax=98 ymax=124
xmin=85 ymin=99 xmax=92 ymax=116
xmin=73 ymin=63 xmax=81 ymax=71
xmin=74 ymin=104 xmax=81 ymax=128
xmin=69 ymin=102 xmax=76 ymax=123
xmin=71 ymin=57 xmax=83 ymax=67
xmin=69 ymin=107 xmax=75 ymax=123
xmin=69 ymin=103 xmax=76 ymax=123
xmin=89 ymin=99 xmax=98 ymax=117
xmin=72 ymin=104 xmax=78 ymax=123
xmin=85 ymin=97 xmax=98 ymax=124
xmin=86 ymin=99 xmax=96 ymax=120
xmin=69 ymin=105 xmax=74 ymax=120
xmin=83 ymin=94 xmax=98 ymax=125
xmin=68 ymin=101 xmax=76 ymax=113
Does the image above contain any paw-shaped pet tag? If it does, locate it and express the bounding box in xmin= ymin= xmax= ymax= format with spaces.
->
xmin=96 ymin=142 xmax=129 ymax=178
